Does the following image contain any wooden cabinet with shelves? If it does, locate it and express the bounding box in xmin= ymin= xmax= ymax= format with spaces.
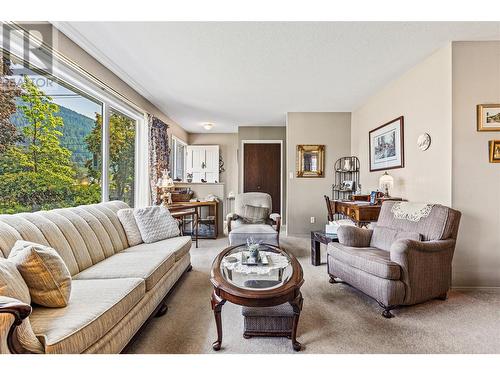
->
xmin=186 ymin=145 xmax=219 ymax=183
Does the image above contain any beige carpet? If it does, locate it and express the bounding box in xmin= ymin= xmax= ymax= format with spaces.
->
xmin=125 ymin=235 xmax=500 ymax=354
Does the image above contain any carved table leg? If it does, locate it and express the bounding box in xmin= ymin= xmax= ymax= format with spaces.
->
xmin=289 ymin=292 xmax=303 ymax=351
xmin=211 ymin=290 xmax=226 ymax=351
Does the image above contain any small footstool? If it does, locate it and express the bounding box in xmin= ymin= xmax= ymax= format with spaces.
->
xmin=242 ymin=303 xmax=294 ymax=338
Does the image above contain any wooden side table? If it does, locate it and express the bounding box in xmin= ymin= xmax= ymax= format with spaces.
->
xmin=310 ymin=230 xmax=338 ymax=266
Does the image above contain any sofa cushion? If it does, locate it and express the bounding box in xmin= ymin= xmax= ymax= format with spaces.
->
xmin=117 ymin=208 xmax=143 ymax=247
xmin=229 ymin=223 xmax=279 ymax=246
xmin=30 ymin=278 xmax=144 ymax=354
xmin=370 ymin=226 xmax=421 ymax=252
xmin=0 ymin=259 xmax=44 ymax=353
xmin=9 ymin=241 xmax=72 ymax=307
xmin=125 ymin=236 xmax=192 ymax=262
xmin=231 ymin=222 xmax=277 ymax=233
xmin=74 ymin=244 xmax=176 ymax=291
xmin=328 ymin=243 xmax=401 ymax=280
xmin=133 ymin=206 xmax=180 ymax=243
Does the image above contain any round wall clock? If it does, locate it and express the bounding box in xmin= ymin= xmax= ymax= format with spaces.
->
xmin=417 ymin=133 xmax=431 ymax=151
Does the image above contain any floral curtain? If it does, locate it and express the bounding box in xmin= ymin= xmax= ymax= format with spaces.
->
xmin=148 ymin=114 xmax=170 ymax=205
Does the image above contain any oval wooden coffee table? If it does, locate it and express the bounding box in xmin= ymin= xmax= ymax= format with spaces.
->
xmin=210 ymin=243 xmax=304 ymax=351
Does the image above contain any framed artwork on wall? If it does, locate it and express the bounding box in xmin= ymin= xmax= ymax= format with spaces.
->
xmin=477 ymin=104 xmax=500 ymax=131
xmin=296 ymin=145 xmax=325 ymax=177
xmin=489 ymin=140 xmax=500 ymax=163
xmin=369 ymin=116 xmax=405 ymax=172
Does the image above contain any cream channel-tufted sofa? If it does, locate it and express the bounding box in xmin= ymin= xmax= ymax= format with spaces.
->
xmin=0 ymin=201 xmax=192 ymax=354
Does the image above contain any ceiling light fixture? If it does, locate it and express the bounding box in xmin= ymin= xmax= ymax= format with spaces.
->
xmin=203 ymin=123 xmax=214 ymax=130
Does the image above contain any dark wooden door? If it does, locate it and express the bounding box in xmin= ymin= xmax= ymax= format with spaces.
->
xmin=243 ymin=143 xmax=281 ymax=214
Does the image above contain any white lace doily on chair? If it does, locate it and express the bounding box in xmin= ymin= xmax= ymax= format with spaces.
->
xmin=391 ymin=202 xmax=434 ymax=222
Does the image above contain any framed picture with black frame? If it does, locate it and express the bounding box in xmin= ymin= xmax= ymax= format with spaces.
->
xmin=369 ymin=116 xmax=405 ymax=172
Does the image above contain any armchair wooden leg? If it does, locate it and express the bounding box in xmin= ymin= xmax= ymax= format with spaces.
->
xmin=329 ymin=275 xmax=337 ymax=284
xmin=382 ymin=308 xmax=394 ymax=319
xmin=378 ymin=302 xmax=396 ymax=318
xmin=437 ymin=292 xmax=448 ymax=301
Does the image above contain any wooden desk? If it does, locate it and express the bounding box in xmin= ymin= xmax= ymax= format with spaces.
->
xmin=170 ymin=209 xmax=198 ymax=248
xmin=332 ymin=201 xmax=381 ymax=227
xmin=168 ymin=200 xmax=219 ymax=239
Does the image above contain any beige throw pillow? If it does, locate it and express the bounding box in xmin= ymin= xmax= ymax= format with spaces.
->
xmin=243 ymin=205 xmax=269 ymax=224
xmin=0 ymin=258 xmax=44 ymax=353
xmin=9 ymin=241 xmax=72 ymax=308
xmin=117 ymin=208 xmax=143 ymax=247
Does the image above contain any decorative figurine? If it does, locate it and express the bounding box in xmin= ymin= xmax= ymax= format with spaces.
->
xmin=246 ymin=237 xmax=262 ymax=262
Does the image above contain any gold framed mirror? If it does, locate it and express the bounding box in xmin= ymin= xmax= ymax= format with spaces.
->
xmin=296 ymin=145 xmax=325 ymax=178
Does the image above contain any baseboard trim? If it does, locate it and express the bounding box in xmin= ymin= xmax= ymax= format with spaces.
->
xmin=451 ymin=286 xmax=500 ymax=291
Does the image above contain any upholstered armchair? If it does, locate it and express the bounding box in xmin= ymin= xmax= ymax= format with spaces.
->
xmin=226 ymin=192 xmax=281 ymax=246
xmin=327 ymin=201 xmax=461 ymax=318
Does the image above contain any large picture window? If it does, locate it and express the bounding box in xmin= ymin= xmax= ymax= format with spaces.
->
xmin=171 ymin=136 xmax=186 ymax=181
xmin=0 ymin=55 xmax=104 ymax=213
xmin=0 ymin=50 xmax=139 ymax=213
xmin=108 ymin=109 xmax=136 ymax=206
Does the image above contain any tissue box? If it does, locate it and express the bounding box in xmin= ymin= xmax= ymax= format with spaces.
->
xmin=325 ymin=221 xmax=340 ymax=234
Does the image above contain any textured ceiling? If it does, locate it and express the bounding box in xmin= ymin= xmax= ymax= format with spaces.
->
xmin=56 ymin=22 xmax=500 ymax=133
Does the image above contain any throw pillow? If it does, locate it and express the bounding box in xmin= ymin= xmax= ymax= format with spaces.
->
xmin=9 ymin=241 xmax=72 ymax=308
xmin=117 ymin=208 xmax=143 ymax=246
xmin=0 ymin=258 xmax=44 ymax=353
xmin=243 ymin=205 xmax=269 ymax=224
xmin=133 ymin=206 xmax=180 ymax=244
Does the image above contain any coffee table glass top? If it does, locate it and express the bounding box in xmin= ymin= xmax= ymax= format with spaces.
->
xmin=220 ymin=244 xmax=292 ymax=290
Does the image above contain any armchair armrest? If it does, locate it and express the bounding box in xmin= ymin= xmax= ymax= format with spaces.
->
xmin=0 ymin=296 xmax=32 ymax=354
xmin=390 ymin=238 xmax=456 ymax=256
xmin=390 ymin=239 xmax=457 ymax=305
xmin=337 ymin=226 xmax=373 ymax=247
xmin=226 ymin=213 xmax=239 ymax=233
xmin=269 ymin=213 xmax=281 ymax=233
xmin=269 ymin=213 xmax=281 ymax=222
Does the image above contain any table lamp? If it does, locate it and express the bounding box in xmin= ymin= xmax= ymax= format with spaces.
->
xmin=379 ymin=171 xmax=394 ymax=198
xmin=157 ymin=170 xmax=175 ymax=205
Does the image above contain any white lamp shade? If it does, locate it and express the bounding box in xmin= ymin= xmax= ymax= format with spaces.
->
xmin=379 ymin=172 xmax=394 ymax=190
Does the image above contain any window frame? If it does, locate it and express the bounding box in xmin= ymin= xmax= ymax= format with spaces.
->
xmin=171 ymin=135 xmax=187 ymax=181
xmin=1 ymin=23 xmax=147 ymax=207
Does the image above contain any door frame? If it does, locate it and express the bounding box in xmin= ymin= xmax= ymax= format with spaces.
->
xmin=240 ymin=140 xmax=283 ymax=216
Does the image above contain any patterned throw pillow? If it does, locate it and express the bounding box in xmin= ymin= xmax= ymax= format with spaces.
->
xmin=9 ymin=241 xmax=72 ymax=308
xmin=243 ymin=205 xmax=269 ymax=224
xmin=117 ymin=208 xmax=144 ymax=247
xmin=0 ymin=258 xmax=44 ymax=353
xmin=133 ymin=206 xmax=180 ymax=244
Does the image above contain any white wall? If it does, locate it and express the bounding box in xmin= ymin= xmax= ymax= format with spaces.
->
xmin=451 ymin=41 xmax=500 ymax=287
xmin=351 ymin=44 xmax=453 ymax=205
xmin=286 ymin=112 xmax=351 ymax=235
